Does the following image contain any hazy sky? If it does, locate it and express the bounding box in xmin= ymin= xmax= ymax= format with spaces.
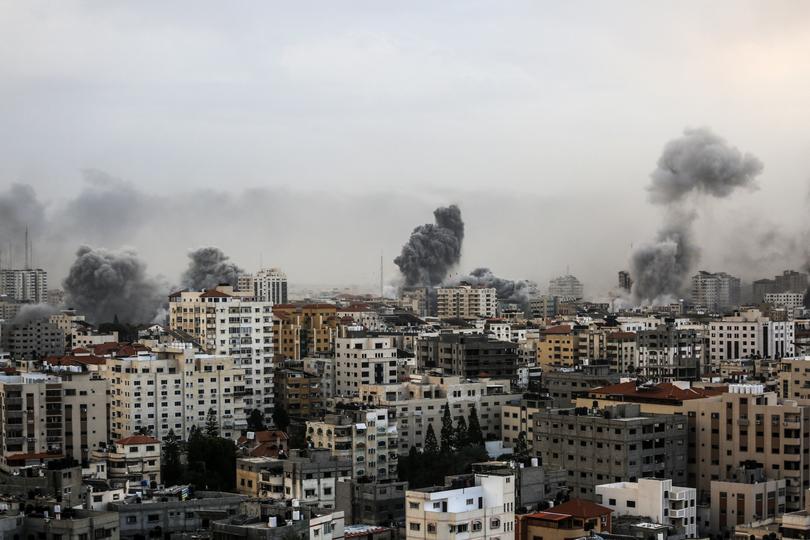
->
xmin=2 ymin=1 xmax=810 ymax=296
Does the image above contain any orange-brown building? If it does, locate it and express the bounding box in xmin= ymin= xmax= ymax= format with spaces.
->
xmin=517 ymin=499 xmax=612 ymax=540
xmin=273 ymin=304 xmax=338 ymax=361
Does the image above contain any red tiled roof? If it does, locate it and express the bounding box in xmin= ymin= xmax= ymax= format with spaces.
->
xmin=6 ymin=452 xmax=63 ymax=462
xmin=72 ymin=347 xmax=91 ymax=354
xmin=588 ymin=381 xmax=727 ymax=403
xmin=91 ymin=342 xmax=151 ymax=356
xmin=45 ymin=354 xmax=107 ymax=366
xmin=552 ymin=499 xmax=612 ymax=518
xmin=541 ymin=325 xmax=572 ymax=335
xmin=116 ymin=435 xmax=160 ymax=446
xmin=200 ymin=289 xmax=232 ymax=298
xmin=607 ymin=331 xmax=636 ymax=340
xmin=525 ymin=511 xmax=572 ymax=522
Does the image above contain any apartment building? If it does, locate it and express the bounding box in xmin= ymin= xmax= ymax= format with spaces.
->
xmin=307 ymin=409 xmax=398 ymax=483
xmin=108 ymin=343 xmax=247 ymax=441
xmin=94 ymin=435 xmax=161 ymax=486
xmin=708 ymin=310 xmax=795 ymax=363
xmin=3 ymin=318 xmax=65 ymax=360
xmin=0 ymin=268 xmax=48 ymax=303
xmin=436 ymin=285 xmax=497 ymax=319
xmin=168 ymin=286 xmax=274 ymax=414
xmin=765 ymin=292 xmax=805 ymax=311
xmin=636 ymin=323 xmax=703 ymax=380
xmin=0 ymin=373 xmax=64 ymax=468
xmin=273 ymin=366 xmax=323 ymax=419
xmin=52 ymin=368 xmax=109 ymax=464
xmin=596 ymin=478 xmax=697 ymax=538
xmin=709 ymin=464 xmax=786 ymax=534
xmin=253 ymin=267 xmax=289 ymax=304
xmin=691 ymin=271 xmax=741 ymax=312
xmin=337 ymin=307 xmax=385 ymax=332
xmin=549 ymin=274 xmax=584 ymax=299
xmin=754 ymin=271 xmax=808 ymax=303
xmin=237 ymin=449 xmax=352 ymax=508
xmin=681 ymin=384 xmax=810 ymax=511
xmin=517 ymin=499 xmax=612 ymax=540
xmin=537 ymin=325 xmax=577 ymax=367
xmin=575 ymin=380 xmax=726 ymax=415
xmin=607 ymin=331 xmax=637 ymax=372
xmin=406 ymin=472 xmax=515 ymax=540
xmin=417 ymin=333 xmax=519 ymax=379
xmin=335 ymin=336 xmax=398 ymax=396
xmin=501 ymin=401 xmax=541 ymax=447
xmin=534 ymin=403 xmax=688 ymax=500
xmin=273 ymin=303 xmax=338 ymax=361
xmin=544 ymin=365 xmax=618 ymax=408
xmin=779 ymin=356 xmax=810 ymax=403
xmin=358 ymin=375 xmax=521 ymax=452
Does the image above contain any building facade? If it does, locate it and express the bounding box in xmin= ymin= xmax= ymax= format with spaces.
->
xmin=436 ymin=286 xmax=497 ymax=319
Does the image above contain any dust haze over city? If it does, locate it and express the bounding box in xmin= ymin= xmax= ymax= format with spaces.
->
xmin=8 ymin=2 xmax=810 ymax=536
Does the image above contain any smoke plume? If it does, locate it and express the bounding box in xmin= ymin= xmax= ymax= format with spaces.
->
xmin=11 ymin=303 xmax=59 ymax=326
xmin=63 ymin=246 xmax=167 ymax=324
xmin=181 ymin=247 xmax=244 ymax=290
xmin=631 ymin=128 xmax=763 ymax=304
xmin=395 ymin=205 xmax=465 ymax=287
xmin=455 ymin=267 xmax=532 ymax=313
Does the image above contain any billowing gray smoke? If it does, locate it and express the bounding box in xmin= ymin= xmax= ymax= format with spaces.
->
xmin=455 ymin=268 xmax=531 ymax=313
xmin=395 ymin=205 xmax=464 ymax=287
xmin=11 ymin=303 xmax=58 ymax=326
xmin=181 ymin=247 xmax=244 ymax=290
xmin=631 ymin=128 xmax=763 ymax=304
xmin=63 ymin=246 xmax=167 ymax=324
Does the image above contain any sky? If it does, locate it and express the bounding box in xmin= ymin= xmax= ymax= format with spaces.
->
xmin=2 ymin=1 xmax=810 ymax=297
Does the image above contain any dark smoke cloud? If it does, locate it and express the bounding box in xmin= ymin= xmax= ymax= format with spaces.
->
xmin=63 ymin=246 xmax=167 ymax=324
xmin=11 ymin=303 xmax=59 ymax=326
xmin=181 ymin=247 xmax=244 ymax=290
xmin=395 ymin=205 xmax=464 ymax=287
xmin=631 ymin=128 xmax=763 ymax=304
xmin=454 ymin=267 xmax=532 ymax=313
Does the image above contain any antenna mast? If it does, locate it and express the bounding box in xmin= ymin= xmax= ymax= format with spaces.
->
xmin=380 ymin=252 xmax=384 ymax=300
xmin=25 ymin=226 xmax=30 ymax=270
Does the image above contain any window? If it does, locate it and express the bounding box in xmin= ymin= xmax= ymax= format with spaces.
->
xmin=148 ymin=514 xmax=160 ymax=522
xmin=427 ymin=523 xmax=437 ymax=534
xmin=472 ymin=521 xmax=483 ymax=532
xmin=490 ymin=518 xmax=501 ymax=528
xmin=126 ymin=516 xmax=137 ymax=524
xmin=410 ymin=523 xmax=421 ymax=531
xmin=627 ymin=500 xmax=636 ymax=508
xmin=410 ymin=502 xmax=420 ymax=509
xmin=609 ymin=498 xmax=616 ymax=505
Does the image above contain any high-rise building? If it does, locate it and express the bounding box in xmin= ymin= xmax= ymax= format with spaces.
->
xmin=548 ymin=274 xmax=584 ymax=299
xmin=636 ymin=323 xmax=703 ymax=380
xmin=776 ymin=270 xmax=808 ymax=294
xmin=690 ymin=271 xmax=740 ymax=312
xmin=416 ymin=333 xmax=519 ymax=379
xmin=436 ymin=285 xmax=497 ymax=319
xmin=168 ymin=285 xmax=274 ymax=415
xmin=618 ymin=271 xmax=633 ymax=292
xmin=273 ymin=303 xmax=337 ymax=361
xmin=0 ymin=268 xmax=48 ymax=304
xmin=253 ymin=268 xmax=288 ymax=304
xmin=107 ymin=343 xmax=247 ymax=441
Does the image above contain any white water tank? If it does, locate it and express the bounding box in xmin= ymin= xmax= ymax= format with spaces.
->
xmin=268 ymin=516 xmax=278 ymax=527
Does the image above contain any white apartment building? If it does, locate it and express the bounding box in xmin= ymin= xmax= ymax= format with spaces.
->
xmin=307 ymin=409 xmax=399 ymax=482
xmin=336 ymin=307 xmax=385 ymax=332
xmin=437 ymin=286 xmax=497 ymax=319
xmin=708 ymin=310 xmax=795 ymax=362
xmin=108 ymin=343 xmax=247 ymax=441
xmin=0 ymin=268 xmax=48 ymax=304
xmin=596 ymin=478 xmax=697 ymax=538
xmin=358 ymin=375 xmax=521 ymax=453
xmin=765 ymin=292 xmax=805 ymax=311
xmin=168 ymin=286 xmax=274 ymax=415
xmin=335 ymin=336 xmax=398 ymax=396
xmin=253 ymin=268 xmax=288 ymax=304
xmin=406 ymin=473 xmax=516 ymax=540
xmin=93 ymin=434 xmax=162 ymax=486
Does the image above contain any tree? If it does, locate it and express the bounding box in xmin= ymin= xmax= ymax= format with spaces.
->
xmin=205 ymin=408 xmax=219 ymax=437
xmin=454 ymin=415 xmax=468 ymax=448
xmin=424 ymin=424 xmax=440 ymax=456
xmin=247 ymin=409 xmax=266 ymax=432
xmin=440 ymin=403 xmax=454 ymax=453
xmin=161 ymin=429 xmax=183 ymax=486
xmin=513 ymin=431 xmax=529 ymax=459
xmin=273 ymin=404 xmax=290 ymax=432
xmin=467 ymin=404 xmax=485 ymax=447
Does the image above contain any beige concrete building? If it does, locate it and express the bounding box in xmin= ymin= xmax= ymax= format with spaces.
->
xmin=335 ymin=336 xmax=398 ymax=396
xmin=307 ymin=409 xmax=398 ymax=483
xmin=780 ymin=356 xmax=810 ymax=403
xmin=709 ymin=465 xmax=786 ymax=534
xmin=436 ymin=285 xmax=497 ymax=319
xmin=501 ymin=401 xmax=541 ymax=447
xmin=273 ymin=303 xmax=338 ymax=361
xmin=108 ymin=343 xmax=247 ymax=441
xmin=406 ymin=473 xmax=515 ymax=540
xmin=682 ymin=384 xmax=810 ymax=511
xmin=358 ymin=375 xmax=520 ymax=453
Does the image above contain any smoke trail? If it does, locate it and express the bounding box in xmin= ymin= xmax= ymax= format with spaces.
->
xmin=63 ymin=246 xmax=167 ymax=324
xmin=631 ymin=129 xmax=763 ymax=304
xmin=454 ymin=267 xmax=532 ymax=313
xmin=394 ymin=205 xmax=464 ymax=287
xmin=181 ymin=247 xmax=244 ymax=290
